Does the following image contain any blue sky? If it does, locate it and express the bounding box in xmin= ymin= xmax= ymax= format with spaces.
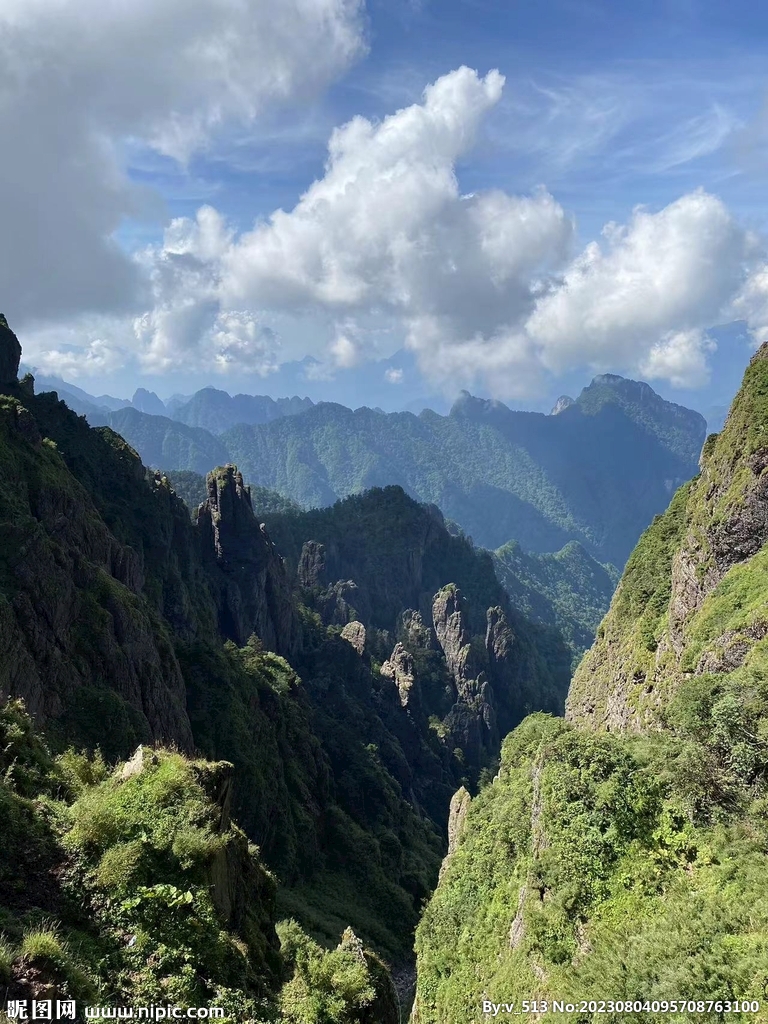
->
xmin=5 ymin=0 xmax=768 ymax=416
xmin=128 ymin=0 xmax=768 ymax=239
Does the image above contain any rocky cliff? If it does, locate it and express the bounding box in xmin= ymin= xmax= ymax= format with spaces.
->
xmin=197 ymin=464 xmax=300 ymax=655
xmin=568 ymin=342 xmax=768 ymax=731
xmin=0 ymin=313 xmax=21 ymax=385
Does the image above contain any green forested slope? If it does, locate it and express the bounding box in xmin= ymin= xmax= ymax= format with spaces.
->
xmin=104 ymin=407 xmax=231 ymax=475
xmin=222 ymin=379 xmax=704 ymax=566
xmin=1 ymin=700 xmax=400 ymax=1024
xmin=492 ymin=540 xmax=619 ymax=664
xmin=412 ymin=346 xmax=768 ymax=1024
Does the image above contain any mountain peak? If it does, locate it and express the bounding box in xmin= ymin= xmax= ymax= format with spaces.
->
xmin=0 ymin=314 xmax=22 ymax=385
xmin=449 ymin=390 xmax=510 ymax=419
xmin=131 ymin=387 xmax=166 ymax=415
xmin=550 ymin=395 xmax=575 ymax=415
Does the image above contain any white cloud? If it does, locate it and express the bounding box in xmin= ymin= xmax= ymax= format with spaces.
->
xmin=215 ymin=67 xmax=573 ymax=393
xmin=733 ymin=264 xmax=768 ymax=347
xmin=526 ymin=191 xmax=757 ymax=380
xmin=385 ymin=367 xmax=404 ymax=383
xmin=638 ymin=329 xmax=717 ymax=388
xmin=647 ymin=104 xmax=740 ymax=173
xmin=329 ymin=331 xmax=363 ymax=369
xmin=0 ymin=0 xmax=366 ymax=325
xmin=202 ymin=70 xmax=755 ymax=396
xmin=131 ymin=209 xmax=280 ymax=375
xmin=16 ymin=52 xmax=764 ymax=397
xmin=29 ymin=338 xmax=128 ymax=380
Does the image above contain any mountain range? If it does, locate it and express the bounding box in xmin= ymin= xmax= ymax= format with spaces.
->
xmin=8 ymin=307 xmax=765 ymax=1021
xmin=1 ymin=314 xmax=572 ymax=1018
xmin=28 ymin=368 xmax=706 ymax=569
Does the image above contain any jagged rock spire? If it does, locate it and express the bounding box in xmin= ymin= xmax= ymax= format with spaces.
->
xmin=0 ymin=314 xmax=21 ymax=385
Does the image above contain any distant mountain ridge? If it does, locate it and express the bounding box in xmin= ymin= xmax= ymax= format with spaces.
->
xmin=18 ymin=366 xmax=315 ymax=434
xmin=173 ymin=386 xmax=313 ymax=433
xmin=26 ymin=369 xmax=706 ymax=567
xmin=221 ymin=376 xmax=706 ymax=566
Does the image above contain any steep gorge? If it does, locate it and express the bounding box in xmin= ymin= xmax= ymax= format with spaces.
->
xmin=0 ymin=315 xmax=571 ymax=1020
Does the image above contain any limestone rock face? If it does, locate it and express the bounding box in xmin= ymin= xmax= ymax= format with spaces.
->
xmin=550 ymin=395 xmax=575 ymax=415
xmin=381 ymin=642 xmax=420 ymax=709
xmin=432 ymin=585 xmax=498 ymax=766
xmin=0 ymin=397 xmax=194 ymax=753
xmin=340 ymin=619 xmax=366 ymax=655
xmin=298 ymin=539 xmax=327 ymax=588
xmin=432 ymin=585 xmax=476 ymax=685
xmin=319 ymin=579 xmax=360 ymax=625
xmin=439 ymin=786 xmax=471 ymax=880
xmin=198 ymin=465 xmax=299 ymax=656
xmin=486 ymin=605 xmax=516 ymax=671
xmin=399 ymin=608 xmax=433 ymax=649
xmin=0 ymin=314 xmax=21 ymax=384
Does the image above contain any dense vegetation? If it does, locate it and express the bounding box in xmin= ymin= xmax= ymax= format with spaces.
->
xmin=413 ymin=344 xmax=768 ymax=1022
xmin=0 ymin=316 xmax=581 ymax=1018
xmin=492 ymin=540 xmax=619 ymax=665
xmin=104 ymin=408 xmax=231 ymax=475
xmin=0 ymin=699 xmax=400 ymax=1023
xmin=0 ymin=377 xmax=447 ymax=966
xmin=414 ymin=710 xmax=768 ymax=1023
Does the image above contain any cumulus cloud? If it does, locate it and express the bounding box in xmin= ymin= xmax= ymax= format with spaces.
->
xmin=733 ymin=264 xmax=768 ymax=347
xmin=29 ymin=337 xmax=129 ymax=380
xmin=638 ymin=329 xmax=717 ymax=389
xmin=526 ymin=191 xmax=755 ymax=377
xmin=213 ymin=66 xmax=574 ymax=392
xmin=385 ymin=367 xmax=404 ymax=384
xmin=206 ymin=71 xmax=755 ymax=396
xmin=116 ymin=66 xmax=573 ymax=389
xmin=0 ymin=0 xmax=366 ymax=324
xmin=14 ymin=45 xmax=765 ymax=395
xmin=131 ymin=208 xmax=279 ymax=375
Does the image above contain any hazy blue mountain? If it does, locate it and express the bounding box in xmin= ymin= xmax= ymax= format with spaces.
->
xmin=173 ymin=386 xmax=314 ymax=434
xmin=104 ymin=407 xmax=230 ymax=475
xmin=164 ymin=392 xmax=195 ymax=415
xmin=18 ymin=366 xmax=131 ymax=412
xmin=131 ymin=387 xmax=166 ymax=415
xmin=221 ymin=375 xmax=706 ymax=566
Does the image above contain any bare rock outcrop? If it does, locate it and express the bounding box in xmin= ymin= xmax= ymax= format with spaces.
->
xmin=381 ymin=642 xmax=420 ymax=709
xmin=298 ymin=539 xmax=327 ymax=588
xmin=0 ymin=313 xmax=21 ymax=384
xmin=198 ymin=465 xmax=299 ymax=656
xmin=341 ymin=619 xmax=367 ymax=655
xmin=432 ymin=585 xmax=498 ymax=766
xmin=438 ymin=786 xmax=471 ymax=880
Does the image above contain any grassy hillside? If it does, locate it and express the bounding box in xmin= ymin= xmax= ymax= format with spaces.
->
xmin=0 ymin=699 xmax=400 ymax=1023
xmin=413 ymin=713 xmax=768 ymax=1024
